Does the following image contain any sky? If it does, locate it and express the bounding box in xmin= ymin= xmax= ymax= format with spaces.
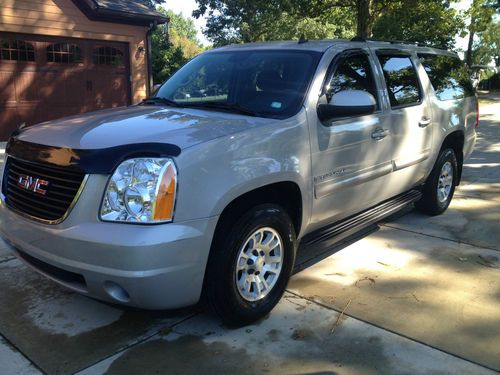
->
xmin=164 ymin=0 xmax=474 ymax=50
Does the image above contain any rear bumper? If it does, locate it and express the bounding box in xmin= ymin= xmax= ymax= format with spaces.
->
xmin=0 ymin=196 xmax=218 ymax=310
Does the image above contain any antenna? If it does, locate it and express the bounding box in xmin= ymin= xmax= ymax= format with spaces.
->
xmin=298 ymin=34 xmax=308 ymax=44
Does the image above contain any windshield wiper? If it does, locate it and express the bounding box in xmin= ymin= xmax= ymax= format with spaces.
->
xmin=182 ymin=102 xmax=259 ymax=117
xmin=139 ymin=97 xmax=181 ymax=107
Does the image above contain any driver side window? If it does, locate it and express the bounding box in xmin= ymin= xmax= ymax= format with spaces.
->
xmin=325 ymin=53 xmax=379 ymax=108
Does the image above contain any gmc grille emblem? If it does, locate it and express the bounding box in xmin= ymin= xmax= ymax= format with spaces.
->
xmin=17 ymin=174 xmax=49 ymax=195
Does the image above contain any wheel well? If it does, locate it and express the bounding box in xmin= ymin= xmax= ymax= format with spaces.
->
xmin=441 ymin=131 xmax=464 ymax=185
xmin=214 ymin=182 xmax=303 ymax=238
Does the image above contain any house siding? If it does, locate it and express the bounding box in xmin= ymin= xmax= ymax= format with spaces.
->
xmin=0 ymin=0 xmax=149 ymax=102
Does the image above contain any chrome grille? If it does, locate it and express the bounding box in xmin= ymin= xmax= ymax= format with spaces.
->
xmin=2 ymin=157 xmax=86 ymax=223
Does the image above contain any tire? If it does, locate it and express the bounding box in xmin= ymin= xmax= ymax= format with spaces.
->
xmin=203 ymin=204 xmax=296 ymax=327
xmin=415 ymin=148 xmax=458 ymax=216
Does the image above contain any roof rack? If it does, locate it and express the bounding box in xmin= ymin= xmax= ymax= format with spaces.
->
xmin=350 ymin=37 xmax=448 ymax=51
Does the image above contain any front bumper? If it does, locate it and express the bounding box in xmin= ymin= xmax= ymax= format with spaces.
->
xmin=0 ymin=175 xmax=218 ymax=310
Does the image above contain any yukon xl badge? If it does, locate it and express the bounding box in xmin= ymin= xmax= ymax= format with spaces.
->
xmin=17 ymin=174 xmax=49 ymax=195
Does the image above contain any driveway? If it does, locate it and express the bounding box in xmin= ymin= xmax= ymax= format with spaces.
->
xmin=0 ymin=97 xmax=498 ymax=374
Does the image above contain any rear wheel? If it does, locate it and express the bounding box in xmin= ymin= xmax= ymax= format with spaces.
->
xmin=415 ymin=148 xmax=458 ymax=216
xmin=204 ymin=204 xmax=296 ymax=327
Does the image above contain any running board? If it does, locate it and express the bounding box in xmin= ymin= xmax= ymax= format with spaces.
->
xmin=299 ymin=190 xmax=422 ymax=251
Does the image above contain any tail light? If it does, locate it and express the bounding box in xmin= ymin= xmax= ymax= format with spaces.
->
xmin=474 ymin=100 xmax=479 ymax=129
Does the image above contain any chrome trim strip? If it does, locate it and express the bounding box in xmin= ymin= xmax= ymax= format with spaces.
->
xmin=393 ymin=149 xmax=431 ymax=171
xmin=315 ymin=162 xmax=393 ymax=198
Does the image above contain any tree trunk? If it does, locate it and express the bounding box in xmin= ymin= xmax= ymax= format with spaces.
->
xmin=466 ymin=15 xmax=476 ymax=68
xmin=356 ymin=0 xmax=372 ymax=38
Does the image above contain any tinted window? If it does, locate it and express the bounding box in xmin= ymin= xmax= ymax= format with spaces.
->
xmin=326 ymin=53 xmax=378 ymax=106
xmin=156 ymin=50 xmax=321 ymax=119
xmin=418 ymin=54 xmax=474 ymax=101
xmin=377 ymin=55 xmax=421 ymax=107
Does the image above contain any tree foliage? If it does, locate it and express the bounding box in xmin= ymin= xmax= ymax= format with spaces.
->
xmin=193 ymin=0 xmax=467 ymax=48
xmin=464 ymin=0 xmax=499 ymax=66
xmin=372 ymin=0 xmax=464 ymax=49
xmin=473 ymin=18 xmax=500 ymax=66
xmin=151 ymin=7 xmax=203 ymax=84
xmin=193 ymin=0 xmax=357 ymax=46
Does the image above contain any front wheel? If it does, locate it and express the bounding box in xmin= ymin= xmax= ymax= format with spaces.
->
xmin=203 ymin=204 xmax=296 ymax=327
xmin=415 ymin=148 xmax=458 ymax=216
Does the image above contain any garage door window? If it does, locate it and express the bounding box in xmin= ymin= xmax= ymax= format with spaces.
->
xmin=0 ymin=40 xmax=35 ymax=61
xmin=93 ymin=46 xmax=124 ymax=66
xmin=47 ymin=43 xmax=82 ymax=63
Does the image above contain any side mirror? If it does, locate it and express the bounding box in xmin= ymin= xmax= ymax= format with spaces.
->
xmin=317 ymin=90 xmax=376 ymax=123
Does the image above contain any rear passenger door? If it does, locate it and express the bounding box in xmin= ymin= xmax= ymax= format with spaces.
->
xmin=374 ymin=50 xmax=433 ymax=192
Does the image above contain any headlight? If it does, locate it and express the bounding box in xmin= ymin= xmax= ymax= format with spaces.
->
xmin=100 ymin=158 xmax=177 ymax=223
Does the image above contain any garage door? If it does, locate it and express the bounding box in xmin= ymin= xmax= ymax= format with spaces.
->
xmin=0 ymin=33 xmax=131 ymax=140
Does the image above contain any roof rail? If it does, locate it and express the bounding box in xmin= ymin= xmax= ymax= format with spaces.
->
xmin=350 ymin=37 xmax=448 ymax=51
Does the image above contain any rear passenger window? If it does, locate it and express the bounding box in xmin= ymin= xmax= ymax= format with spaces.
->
xmin=418 ymin=54 xmax=474 ymax=101
xmin=377 ymin=55 xmax=421 ymax=108
xmin=325 ymin=53 xmax=378 ymax=107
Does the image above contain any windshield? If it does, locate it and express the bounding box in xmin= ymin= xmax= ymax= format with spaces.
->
xmin=155 ymin=50 xmax=322 ymax=119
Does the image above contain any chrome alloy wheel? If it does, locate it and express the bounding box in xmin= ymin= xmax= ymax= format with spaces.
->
xmin=437 ymin=161 xmax=453 ymax=203
xmin=235 ymin=227 xmax=283 ymax=302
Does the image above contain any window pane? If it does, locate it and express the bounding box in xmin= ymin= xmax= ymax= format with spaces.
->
xmin=46 ymin=43 xmax=81 ymax=63
xmin=378 ymin=55 xmax=421 ymax=107
xmin=418 ymin=54 xmax=473 ymax=101
xmin=326 ymin=54 xmax=378 ymax=106
xmin=157 ymin=50 xmax=321 ymax=119
xmin=92 ymin=46 xmax=124 ymax=66
xmin=0 ymin=40 xmax=35 ymax=61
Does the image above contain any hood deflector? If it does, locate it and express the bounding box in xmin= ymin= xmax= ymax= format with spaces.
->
xmin=6 ymin=138 xmax=181 ymax=174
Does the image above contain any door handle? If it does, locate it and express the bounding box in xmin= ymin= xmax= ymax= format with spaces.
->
xmin=371 ymin=128 xmax=389 ymax=140
xmin=419 ymin=117 xmax=431 ymax=127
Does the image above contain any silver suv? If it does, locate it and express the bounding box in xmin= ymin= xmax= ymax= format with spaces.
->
xmin=0 ymin=39 xmax=477 ymax=326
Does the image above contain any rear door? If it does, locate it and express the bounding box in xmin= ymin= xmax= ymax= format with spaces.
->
xmin=372 ymin=50 xmax=433 ymax=191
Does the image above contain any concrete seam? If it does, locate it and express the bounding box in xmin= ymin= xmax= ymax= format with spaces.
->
xmin=73 ymin=312 xmax=199 ymax=374
xmin=0 ymin=256 xmax=16 ymax=264
xmin=380 ymin=223 xmax=499 ymax=252
xmin=0 ymin=332 xmax=48 ymax=375
xmin=285 ymin=290 xmax=499 ymax=373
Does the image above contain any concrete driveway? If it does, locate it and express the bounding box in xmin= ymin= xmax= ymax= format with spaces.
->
xmin=0 ymin=97 xmax=498 ymax=374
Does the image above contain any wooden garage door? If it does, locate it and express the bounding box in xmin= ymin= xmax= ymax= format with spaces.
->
xmin=0 ymin=33 xmax=131 ymax=140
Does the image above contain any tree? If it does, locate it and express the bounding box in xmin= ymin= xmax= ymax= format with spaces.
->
xmin=151 ymin=7 xmax=203 ymax=84
xmin=473 ymin=17 xmax=500 ymax=66
xmin=193 ymin=0 xmax=358 ymax=46
xmin=372 ymin=0 xmax=464 ymax=49
xmin=464 ymin=0 xmax=499 ymax=67
xmin=193 ymin=0 xmax=464 ymax=46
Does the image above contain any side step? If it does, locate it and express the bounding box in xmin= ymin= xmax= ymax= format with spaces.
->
xmin=299 ymin=190 xmax=422 ymax=251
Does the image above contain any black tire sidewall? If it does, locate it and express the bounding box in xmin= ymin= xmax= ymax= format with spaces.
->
xmin=418 ymin=148 xmax=458 ymax=215
xmin=206 ymin=204 xmax=296 ymax=326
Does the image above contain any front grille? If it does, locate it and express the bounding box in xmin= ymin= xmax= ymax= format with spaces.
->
xmin=2 ymin=157 xmax=86 ymax=222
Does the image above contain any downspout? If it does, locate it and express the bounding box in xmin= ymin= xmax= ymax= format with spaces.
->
xmin=146 ymin=21 xmax=158 ymax=97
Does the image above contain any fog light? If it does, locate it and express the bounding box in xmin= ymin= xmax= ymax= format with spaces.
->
xmin=104 ymin=281 xmax=130 ymax=303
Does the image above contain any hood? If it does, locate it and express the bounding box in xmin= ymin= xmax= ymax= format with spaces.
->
xmin=14 ymin=105 xmax=271 ymax=150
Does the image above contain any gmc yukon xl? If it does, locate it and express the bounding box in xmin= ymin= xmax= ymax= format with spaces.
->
xmin=0 ymin=39 xmax=477 ymax=326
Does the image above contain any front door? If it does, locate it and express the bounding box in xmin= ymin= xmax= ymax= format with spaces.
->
xmin=308 ymin=49 xmax=394 ymax=230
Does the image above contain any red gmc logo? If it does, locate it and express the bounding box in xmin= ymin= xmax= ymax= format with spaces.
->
xmin=17 ymin=174 xmax=49 ymax=195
